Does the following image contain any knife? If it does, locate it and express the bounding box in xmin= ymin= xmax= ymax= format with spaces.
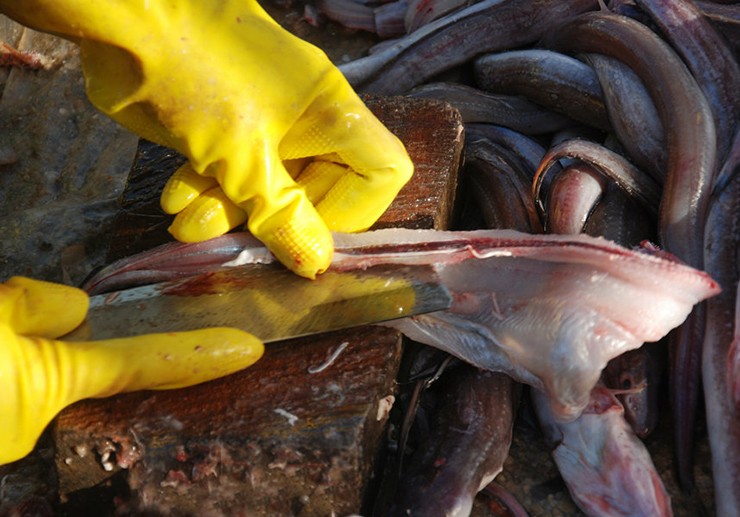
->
xmin=62 ymin=263 xmax=452 ymax=343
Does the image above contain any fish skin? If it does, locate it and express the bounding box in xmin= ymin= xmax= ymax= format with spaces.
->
xmin=602 ymin=344 xmax=663 ymax=439
xmin=545 ymin=10 xmax=717 ymax=488
xmin=532 ymin=138 xmax=661 ymax=219
xmin=408 ymin=82 xmax=573 ymax=135
xmin=583 ymin=181 xmax=662 ymax=439
xmin=386 ymin=366 xmax=519 ymax=517
xmin=636 ymin=0 xmax=740 ymax=165
xmin=464 ymin=139 xmax=542 ymax=233
xmin=473 ymin=49 xmax=610 ymax=131
xmin=702 ymin=134 xmax=740 ymax=515
xmin=583 ymin=54 xmax=666 ymax=183
xmin=338 ymin=0 xmax=598 ymax=94
xmin=83 ymin=228 xmax=720 ymax=421
xmin=546 ymin=161 xmax=607 ymax=235
xmin=533 ymin=385 xmax=673 ymax=517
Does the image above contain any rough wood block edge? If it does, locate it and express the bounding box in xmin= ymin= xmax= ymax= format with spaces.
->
xmin=56 ymin=327 xmax=404 ymax=516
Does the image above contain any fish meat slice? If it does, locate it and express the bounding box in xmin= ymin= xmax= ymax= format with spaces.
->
xmin=84 ymin=228 xmax=720 ymax=420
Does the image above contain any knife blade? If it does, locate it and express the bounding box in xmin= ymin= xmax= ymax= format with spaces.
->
xmin=62 ymin=263 xmax=452 ymax=343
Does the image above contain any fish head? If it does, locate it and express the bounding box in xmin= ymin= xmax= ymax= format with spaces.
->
xmin=555 ymin=386 xmax=672 ymax=516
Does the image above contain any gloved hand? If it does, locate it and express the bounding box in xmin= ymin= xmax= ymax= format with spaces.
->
xmin=0 ymin=276 xmax=264 ymax=465
xmin=0 ymin=0 xmax=414 ymax=279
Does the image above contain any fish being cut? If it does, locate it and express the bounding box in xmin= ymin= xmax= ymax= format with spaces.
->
xmin=83 ymin=228 xmax=720 ymax=420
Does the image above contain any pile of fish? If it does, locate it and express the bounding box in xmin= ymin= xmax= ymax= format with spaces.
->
xmin=84 ymin=0 xmax=739 ymax=515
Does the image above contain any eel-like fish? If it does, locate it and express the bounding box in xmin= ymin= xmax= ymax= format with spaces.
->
xmin=603 ymin=343 xmax=664 ymax=439
xmin=695 ymin=1 xmax=740 ymax=59
xmin=83 ymin=228 xmax=720 ymax=421
xmin=533 ymin=385 xmax=673 ymax=516
xmin=532 ymin=138 xmax=661 ymax=218
xmin=636 ymin=0 xmax=740 ymax=164
xmin=584 ymin=185 xmax=662 ymax=439
xmin=408 ymin=82 xmax=573 ymax=135
xmin=404 ymin=0 xmax=474 ymax=33
xmin=702 ymin=134 xmax=740 ymax=515
xmin=338 ymin=0 xmax=598 ymax=94
xmin=546 ymin=161 xmax=607 ymax=235
xmin=545 ymin=9 xmax=716 ymax=271
xmin=465 ymin=124 xmax=546 ymax=177
xmin=545 ymin=10 xmax=718 ymax=488
xmin=473 ymin=49 xmax=610 ymax=131
xmin=542 ymin=140 xmax=663 ymax=438
xmin=583 ymin=53 xmax=666 ymax=182
xmin=386 ymin=365 xmax=519 ymax=517
xmin=463 ymin=139 xmax=542 ymax=233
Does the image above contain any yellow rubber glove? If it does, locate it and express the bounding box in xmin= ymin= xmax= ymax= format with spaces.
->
xmin=0 ymin=276 xmax=264 ymax=465
xmin=0 ymin=1 xmax=413 ymax=279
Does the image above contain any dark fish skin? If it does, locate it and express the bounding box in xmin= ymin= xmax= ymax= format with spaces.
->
xmin=636 ymin=0 xmax=740 ymax=164
xmin=464 ymin=138 xmax=543 ymax=233
xmin=386 ymin=365 xmax=520 ymax=517
xmin=544 ymin=11 xmax=716 ymax=266
xmin=465 ymin=124 xmax=546 ymax=177
xmin=583 ymin=53 xmax=666 ymax=182
xmin=408 ymin=82 xmax=574 ymax=135
xmin=582 ymin=183 xmax=656 ymax=261
xmin=545 ymin=11 xmax=718 ymax=490
xmin=473 ymin=49 xmax=610 ymax=131
xmin=695 ymin=1 xmax=740 ymax=59
xmin=585 ymin=181 xmax=661 ymax=439
xmin=532 ymin=138 xmax=661 ymax=218
xmin=339 ymin=0 xmax=599 ymax=94
xmin=702 ymin=134 xmax=740 ymax=515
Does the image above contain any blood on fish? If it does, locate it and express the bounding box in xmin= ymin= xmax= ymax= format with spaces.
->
xmin=85 ymin=229 xmax=720 ymax=421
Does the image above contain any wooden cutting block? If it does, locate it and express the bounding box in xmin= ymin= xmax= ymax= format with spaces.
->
xmin=53 ymin=96 xmax=464 ymax=515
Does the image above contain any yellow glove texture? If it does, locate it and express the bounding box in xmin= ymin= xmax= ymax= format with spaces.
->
xmin=0 ymin=276 xmax=263 ymax=465
xmin=0 ymin=0 xmax=413 ymax=278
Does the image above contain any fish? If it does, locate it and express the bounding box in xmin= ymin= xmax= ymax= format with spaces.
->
xmin=473 ymin=49 xmax=610 ymax=131
xmin=83 ymin=228 xmax=720 ymax=422
xmin=545 ymin=161 xmax=607 ymax=235
xmin=408 ymin=82 xmax=573 ymax=135
xmin=404 ymin=0 xmax=475 ymax=34
xmin=338 ymin=0 xmax=598 ymax=94
xmin=584 ymin=185 xmax=662 ymax=438
xmin=545 ymin=152 xmax=663 ymax=438
xmin=386 ymin=364 xmax=519 ymax=517
xmin=545 ymin=10 xmax=718 ymax=488
xmin=463 ymin=138 xmax=542 ymax=233
xmin=637 ymin=0 xmax=740 ymax=165
xmin=532 ymin=138 xmax=661 ymax=219
xmin=695 ymin=1 xmax=740 ymax=60
xmin=702 ymin=132 xmax=740 ymax=515
xmin=602 ymin=344 xmax=664 ymax=439
xmin=583 ymin=53 xmax=666 ymax=182
xmin=465 ymin=124 xmax=546 ymax=177
xmin=532 ymin=384 xmax=673 ymax=516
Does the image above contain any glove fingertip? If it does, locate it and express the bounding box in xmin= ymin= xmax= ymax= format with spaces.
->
xmin=253 ymin=201 xmax=334 ymax=279
xmin=168 ymin=189 xmax=248 ymax=243
xmin=5 ymin=277 xmax=89 ymax=338
xmin=161 ymin=165 xmax=219 ymax=214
